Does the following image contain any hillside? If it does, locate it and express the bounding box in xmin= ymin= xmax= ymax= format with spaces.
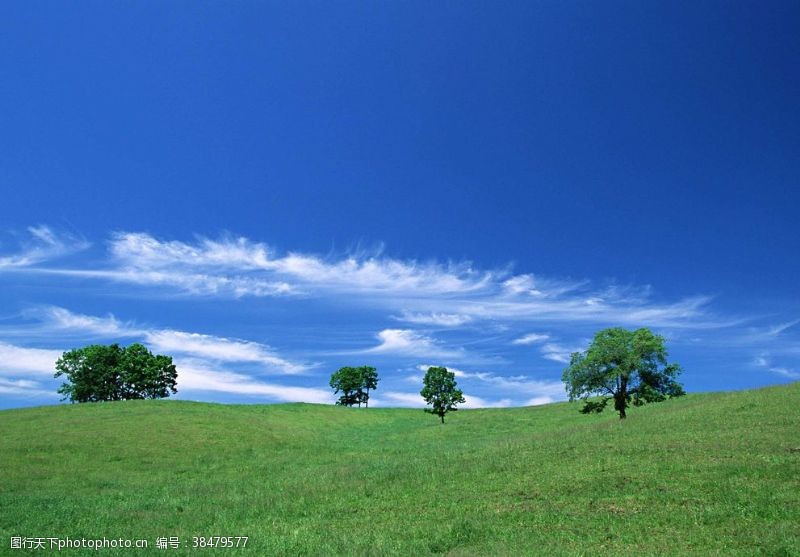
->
xmin=1 ymin=383 xmax=798 ymax=555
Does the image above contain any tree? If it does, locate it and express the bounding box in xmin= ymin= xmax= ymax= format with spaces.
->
xmin=330 ymin=365 xmax=380 ymax=407
xmin=357 ymin=365 xmax=379 ymax=408
xmin=562 ymin=327 xmax=684 ymax=419
xmin=420 ymin=366 xmax=465 ymax=423
xmin=54 ymin=343 xmax=178 ymax=403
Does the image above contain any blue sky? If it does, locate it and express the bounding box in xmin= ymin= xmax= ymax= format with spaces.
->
xmin=1 ymin=2 xmax=798 ymax=409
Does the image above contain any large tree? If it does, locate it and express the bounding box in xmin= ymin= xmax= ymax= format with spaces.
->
xmin=562 ymin=327 xmax=684 ymax=419
xmin=330 ymin=366 xmax=379 ymax=407
xmin=420 ymin=366 xmax=465 ymax=424
xmin=55 ymin=343 xmax=178 ymax=403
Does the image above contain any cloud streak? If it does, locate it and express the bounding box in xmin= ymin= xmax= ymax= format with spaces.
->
xmin=512 ymin=332 xmax=550 ymax=345
xmin=0 ymin=342 xmax=64 ymax=377
xmin=0 ymin=226 xmax=88 ymax=269
xmin=9 ymin=230 xmax=728 ymax=331
xmin=414 ymin=364 xmax=566 ymax=404
xmin=174 ymin=359 xmax=332 ymax=403
xmin=362 ymin=329 xmax=465 ymax=359
xmin=35 ymin=307 xmax=309 ymax=375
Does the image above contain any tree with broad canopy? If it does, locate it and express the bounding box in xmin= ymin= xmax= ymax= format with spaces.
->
xmin=55 ymin=343 xmax=177 ymax=403
xmin=329 ymin=365 xmax=379 ymax=407
xmin=562 ymin=327 xmax=684 ymax=419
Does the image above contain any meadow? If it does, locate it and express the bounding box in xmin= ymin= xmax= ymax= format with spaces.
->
xmin=1 ymin=382 xmax=798 ymax=555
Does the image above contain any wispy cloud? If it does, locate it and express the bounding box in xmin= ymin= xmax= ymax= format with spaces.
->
xmin=415 ymin=364 xmax=566 ymax=402
xmin=41 ymin=306 xmax=134 ymax=336
xmin=377 ymin=390 xmax=514 ymax=409
xmin=768 ymin=320 xmax=800 ymax=337
xmin=144 ymin=330 xmax=307 ymax=374
xmin=462 ymin=395 xmax=513 ymax=408
xmin=525 ymin=396 xmax=556 ymax=406
xmin=512 ymin=332 xmax=550 ymax=345
xmin=378 ymin=391 xmax=426 ymax=407
xmin=174 ymin=359 xmax=332 ymax=403
xmin=0 ymin=342 xmax=64 ymax=398
xmin=34 ymin=307 xmax=309 ymax=375
xmin=9 ymin=229 xmax=728 ymax=331
xmin=0 ymin=342 xmax=63 ymax=377
xmin=363 ymin=329 xmax=465 ymax=359
xmin=107 ymin=232 xmax=492 ymax=296
xmin=768 ymin=367 xmax=800 ymax=379
xmin=753 ymin=354 xmax=770 ymax=367
xmin=0 ymin=377 xmax=54 ymax=397
xmin=393 ymin=311 xmax=474 ymax=327
xmin=0 ymin=226 xmax=88 ymax=269
xmin=33 ymin=268 xmax=295 ymax=298
xmin=536 ymin=341 xmax=587 ymax=364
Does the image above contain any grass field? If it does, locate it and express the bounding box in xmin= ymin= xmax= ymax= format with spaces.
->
xmin=1 ymin=382 xmax=798 ymax=556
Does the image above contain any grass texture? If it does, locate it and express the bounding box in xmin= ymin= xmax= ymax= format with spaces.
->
xmin=1 ymin=382 xmax=798 ymax=555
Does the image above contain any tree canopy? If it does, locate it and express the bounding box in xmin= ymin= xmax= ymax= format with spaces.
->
xmin=329 ymin=365 xmax=379 ymax=407
xmin=562 ymin=327 xmax=684 ymax=419
xmin=55 ymin=343 xmax=178 ymax=403
xmin=420 ymin=366 xmax=465 ymax=423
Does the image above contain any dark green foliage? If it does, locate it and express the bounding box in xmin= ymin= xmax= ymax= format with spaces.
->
xmin=329 ymin=365 xmax=379 ymax=407
xmin=562 ymin=327 xmax=684 ymax=419
xmin=54 ymin=343 xmax=177 ymax=403
xmin=359 ymin=365 xmax=379 ymax=408
xmin=420 ymin=366 xmax=465 ymax=423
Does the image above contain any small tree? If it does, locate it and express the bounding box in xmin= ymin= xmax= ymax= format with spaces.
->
xmin=420 ymin=366 xmax=465 ymax=424
xmin=357 ymin=365 xmax=379 ymax=408
xmin=562 ymin=327 xmax=684 ymax=419
xmin=330 ymin=365 xmax=380 ymax=407
xmin=330 ymin=366 xmax=361 ymax=406
xmin=55 ymin=343 xmax=177 ymax=403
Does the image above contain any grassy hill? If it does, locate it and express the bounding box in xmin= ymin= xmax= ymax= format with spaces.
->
xmin=1 ymin=383 xmax=798 ymax=556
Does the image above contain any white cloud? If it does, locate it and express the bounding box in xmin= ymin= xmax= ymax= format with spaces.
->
xmin=10 ymin=229 xmax=729 ymax=331
xmin=415 ymin=364 xmax=566 ymax=401
xmin=451 ymin=294 xmax=717 ymax=329
xmin=378 ymin=390 xmax=512 ymax=409
xmin=769 ymin=367 xmax=800 ymax=379
xmin=0 ymin=342 xmax=63 ymax=377
xmin=175 ymin=359 xmax=332 ymax=403
xmin=394 ymin=311 xmax=474 ymax=327
xmin=31 ymin=307 xmax=307 ymax=375
xmin=503 ymin=275 xmax=545 ymax=296
xmin=753 ymin=354 xmax=770 ymax=367
xmin=41 ymin=306 xmax=135 ymax=336
xmin=525 ymin=396 xmax=556 ymax=406
xmin=0 ymin=226 xmax=88 ymax=269
xmin=512 ymin=332 xmax=550 ymax=345
xmin=0 ymin=376 xmax=54 ymax=397
xmin=107 ymin=232 xmax=493 ymax=296
xmin=364 ymin=329 xmax=465 ymax=359
xmin=35 ymin=268 xmax=295 ymax=298
xmin=144 ymin=330 xmax=306 ymax=374
xmin=540 ymin=342 xmax=583 ymax=364
xmin=0 ymin=342 xmax=63 ymax=398
xmin=379 ymin=391 xmax=426 ymax=407
xmin=768 ymin=320 xmax=800 ymax=336
xmin=461 ymin=395 xmax=513 ymax=408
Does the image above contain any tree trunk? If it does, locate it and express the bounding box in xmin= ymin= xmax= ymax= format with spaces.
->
xmin=615 ymin=376 xmax=628 ymax=419
xmin=440 ymin=413 xmax=445 ymax=424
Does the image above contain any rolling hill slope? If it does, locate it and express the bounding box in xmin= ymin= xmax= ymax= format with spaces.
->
xmin=1 ymin=383 xmax=798 ymax=555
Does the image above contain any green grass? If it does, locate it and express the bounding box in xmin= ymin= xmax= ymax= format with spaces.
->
xmin=1 ymin=383 xmax=799 ymax=556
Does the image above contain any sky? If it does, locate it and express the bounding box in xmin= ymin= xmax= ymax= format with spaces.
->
xmin=1 ymin=1 xmax=798 ymax=410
